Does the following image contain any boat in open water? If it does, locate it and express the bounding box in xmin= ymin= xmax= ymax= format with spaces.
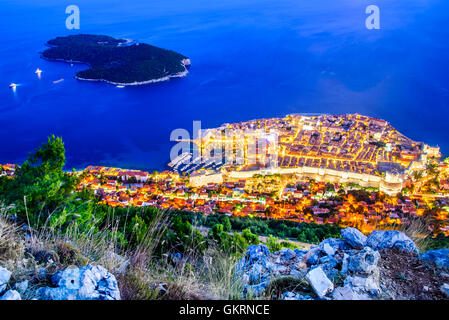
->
xmin=53 ymin=78 xmax=64 ymax=84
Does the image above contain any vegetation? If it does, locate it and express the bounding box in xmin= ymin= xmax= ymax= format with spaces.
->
xmin=42 ymin=34 xmax=189 ymax=84
xmin=425 ymin=234 xmax=449 ymax=251
xmin=197 ymin=213 xmax=341 ymax=244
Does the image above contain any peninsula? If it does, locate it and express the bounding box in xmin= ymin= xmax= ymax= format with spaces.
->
xmin=41 ymin=34 xmax=191 ymax=86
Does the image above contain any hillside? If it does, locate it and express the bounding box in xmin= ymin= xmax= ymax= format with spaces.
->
xmin=1 ymin=214 xmax=448 ymax=300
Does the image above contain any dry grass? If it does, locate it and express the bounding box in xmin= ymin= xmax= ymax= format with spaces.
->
xmin=378 ymin=217 xmax=433 ymax=253
xmin=115 ymin=212 xmax=245 ymax=300
xmin=0 ymin=213 xmax=25 ymax=266
xmin=118 ymin=231 xmax=245 ymax=300
xmin=1 ymin=203 xmax=246 ymax=300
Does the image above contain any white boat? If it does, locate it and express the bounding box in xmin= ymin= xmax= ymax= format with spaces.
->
xmin=116 ymin=85 xmax=125 ymax=88
xmin=9 ymin=83 xmax=17 ymax=89
xmin=35 ymin=68 xmax=42 ymax=79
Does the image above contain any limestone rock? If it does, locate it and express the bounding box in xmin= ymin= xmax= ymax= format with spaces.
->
xmin=366 ymin=230 xmax=418 ymax=254
xmin=341 ymin=227 xmax=367 ymax=249
xmin=36 ymin=265 xmax=120 ymax=300
xmin=347 ymin=247 xmax=380 ymax=276
xmin=319 ymin=238 xmax=347 ymax=256
xmin=305 ymin=266 xmax=334 ymax=298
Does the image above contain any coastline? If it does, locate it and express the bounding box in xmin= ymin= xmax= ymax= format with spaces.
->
xmin=41 ymin=53 xmax=191 ymax=86
xmin=74 ymin=68 xmax=189 ymax=86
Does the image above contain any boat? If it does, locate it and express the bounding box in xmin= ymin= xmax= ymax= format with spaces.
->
xmin=116 ymin=85 xmax=125 ymax=88
xmin=53 ymin=78 xmax=64 ymax=84
xmin=9 ymin=83 xmax=17 ymax=89
xmin=35 ymin=68 xmax=42 ymax=79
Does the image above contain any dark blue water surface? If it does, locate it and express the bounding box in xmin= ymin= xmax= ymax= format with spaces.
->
xmin=1 ymin=0 xmax=448 ymax=171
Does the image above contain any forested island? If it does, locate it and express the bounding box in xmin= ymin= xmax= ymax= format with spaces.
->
xmin=41 ymin=34 xmax=190 ymax=86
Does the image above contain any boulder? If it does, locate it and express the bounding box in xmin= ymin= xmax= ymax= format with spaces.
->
xmin=0 ymin=266 xmax=12 ymax=294
xmin=366 ymin=230 xmax=418 ymax=254
xmin=319 ymin=238 xmax=347 ymax=256
xmin=347 ymin=247 xmax=380 ymax=276
xmin=305 ymin=266 xmax=334 ymax=298
xmin=0 ymin=289 xmax=21 ymax=300
xmin=341 ymin=227 xmax=367 ymax=249
xmin=420 ymin=249 xmax=449 ymax=269
xmin=36 ymin=265 xmax=120 ymax=300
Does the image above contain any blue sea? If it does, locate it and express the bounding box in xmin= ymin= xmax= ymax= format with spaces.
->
xmin=1 ymin=0 xmax=448 ymax=171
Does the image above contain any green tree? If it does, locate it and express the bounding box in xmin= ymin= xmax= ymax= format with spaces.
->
xmin=0 ymin=135 xmax=77 ymax=225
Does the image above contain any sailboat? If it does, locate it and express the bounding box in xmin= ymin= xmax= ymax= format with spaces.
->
xmin=9 ymin=83 xmax=17 ymax=89
xmin=35 ymin=68 xmax=42 ymax=78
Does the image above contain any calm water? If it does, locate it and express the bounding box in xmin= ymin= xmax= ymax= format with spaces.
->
xmin=1 ymin=0 xmax=448 ymax=171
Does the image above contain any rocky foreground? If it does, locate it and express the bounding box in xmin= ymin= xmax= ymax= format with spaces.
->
xmin=1 ymin=228 xmax=449 ymax=300
xmin=235 ymin=229 xmax=449 ymax=300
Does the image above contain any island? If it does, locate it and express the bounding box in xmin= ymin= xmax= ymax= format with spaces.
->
xmin=41 ymin=34 xmax=191 ymax=86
